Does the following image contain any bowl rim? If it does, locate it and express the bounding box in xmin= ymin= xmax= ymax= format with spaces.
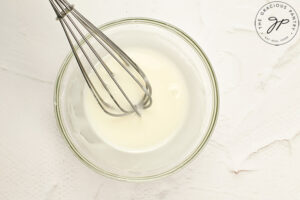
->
xmin=54 ymin=17 xmax=219 ymax=182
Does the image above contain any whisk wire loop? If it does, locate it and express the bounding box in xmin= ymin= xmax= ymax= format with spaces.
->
xmin=50 ymin=0 xmax=152 ymax=116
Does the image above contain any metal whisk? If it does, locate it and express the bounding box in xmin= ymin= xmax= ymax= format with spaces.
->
xmin=49 ymin=0 xmax=152 ymax=117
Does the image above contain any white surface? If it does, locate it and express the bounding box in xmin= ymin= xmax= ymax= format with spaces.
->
xmin=0 ymin=0 xmax=300 ymax=199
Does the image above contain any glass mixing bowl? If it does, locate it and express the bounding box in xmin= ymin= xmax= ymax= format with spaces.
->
xmin=54 ymin=18 xmax=219 ymax=181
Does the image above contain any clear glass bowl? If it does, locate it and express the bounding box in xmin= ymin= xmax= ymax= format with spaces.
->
xmin=54 ymin=18 xmax=219 ymax=181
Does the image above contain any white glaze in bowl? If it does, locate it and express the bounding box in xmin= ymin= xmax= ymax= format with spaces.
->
xmin=54 ymin=18 xmax=219 ymax=181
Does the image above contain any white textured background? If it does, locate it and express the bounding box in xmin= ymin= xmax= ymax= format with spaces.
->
xmin=1 ymin=0 xmax=300 ymax=199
